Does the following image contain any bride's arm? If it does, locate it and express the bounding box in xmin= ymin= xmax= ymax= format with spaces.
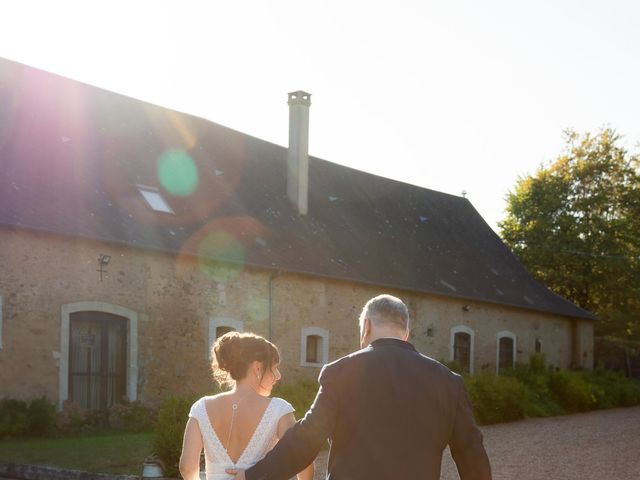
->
xmin=277 ymin=413 xmax=315 ymax=480
xmin=180 ymin=418 xmax=204 ymax=480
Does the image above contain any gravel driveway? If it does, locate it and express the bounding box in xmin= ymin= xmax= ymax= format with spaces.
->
xmin=312 ymin=406 xmax=640 ymax=479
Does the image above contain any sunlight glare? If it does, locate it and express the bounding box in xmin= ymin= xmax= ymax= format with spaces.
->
xmin=197 ymin=231 xmax=245 ymax=283
xmin=157 ymin=148 xmax=198 ymax=196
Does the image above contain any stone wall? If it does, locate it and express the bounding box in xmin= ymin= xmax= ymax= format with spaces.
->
xmin=0 ymin=228 xmax=594 ymax=408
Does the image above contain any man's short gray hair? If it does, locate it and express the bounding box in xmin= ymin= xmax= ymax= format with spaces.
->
xmin=359 ymin=294 xmax=410 ymax=331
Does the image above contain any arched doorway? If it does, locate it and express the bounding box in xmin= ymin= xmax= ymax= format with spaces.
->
xmin=450 ymin=325 xmax=475 ymax=374
xmin=69 ymin=311 xmax=127 ymax=409
xmin=60 ymin=302 xmax=138 ymax=410
xmin=496 ymin=331 xmax=517 ymax=374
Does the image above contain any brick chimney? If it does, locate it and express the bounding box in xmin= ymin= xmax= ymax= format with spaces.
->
xmin=287 ymin=91 xmax=311 ymax=215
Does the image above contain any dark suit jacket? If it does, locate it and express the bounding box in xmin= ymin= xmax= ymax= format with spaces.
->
xmin=246 ymin=338 xmax=491 ymax=480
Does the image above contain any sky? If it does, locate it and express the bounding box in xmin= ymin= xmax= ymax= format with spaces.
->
xmin=1 ymin=0 xmax=639 ymax=232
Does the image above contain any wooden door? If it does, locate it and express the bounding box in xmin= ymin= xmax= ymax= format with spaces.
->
xmin=69 ymin=311 xmax=127 ymax=410
xmin=454 ymin=332 xmax=471 ymax=373
xmin=498 ymin=336 xmax=514 ymax=372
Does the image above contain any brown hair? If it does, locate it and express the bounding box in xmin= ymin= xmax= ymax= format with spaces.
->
xmin=211 ymin=331 xmax=280 ymax=387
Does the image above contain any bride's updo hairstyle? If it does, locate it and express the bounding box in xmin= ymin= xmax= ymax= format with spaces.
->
xmin=212 ymin=331 xmax=279 ymax=388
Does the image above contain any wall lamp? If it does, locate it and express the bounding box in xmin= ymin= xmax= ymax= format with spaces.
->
xmin=97 ymin=254 xmax=111 ymax=282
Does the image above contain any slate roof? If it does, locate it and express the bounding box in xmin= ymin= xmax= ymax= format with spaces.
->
xmin=0 ymin=57 xmax=595 ymax=321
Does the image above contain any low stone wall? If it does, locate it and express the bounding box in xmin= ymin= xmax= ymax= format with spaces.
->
xmin=0 ymin=464 xmax=142 ymax=480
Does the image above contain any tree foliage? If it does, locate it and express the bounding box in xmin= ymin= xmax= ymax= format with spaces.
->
xmin=499 ymin=129 xmax=640 ymax=340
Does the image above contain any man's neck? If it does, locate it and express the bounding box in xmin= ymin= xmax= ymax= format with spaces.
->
xmin=367 ymin=331 xmax=407 ymax=344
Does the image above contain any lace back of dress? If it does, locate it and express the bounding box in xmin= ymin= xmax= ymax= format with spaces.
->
xmin=196 ymin=397 xmax=287 ymax=479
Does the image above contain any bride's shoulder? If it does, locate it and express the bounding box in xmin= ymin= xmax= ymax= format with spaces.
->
xmin=189 ymin=393 xmax=229 ymax=417
xmin=188 ymin=396 xmax=205 ymax=418
xmin=191 ymin=393 xmax=225 ymax=408
xmin=270 ymin=396 xmax=295 ymax=415
xmin=199 ymin=392 xmax=231 ymax=406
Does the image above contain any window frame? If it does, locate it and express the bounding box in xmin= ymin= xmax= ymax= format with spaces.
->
xmin=208 ymin=317 xmax=244 ymax=359
xmin=535 ymin=337 xmax=542 ymax=353
xmin=137 ymin=185 xmax=174 ymax=214
xmin=305 ymin=334 xmax=321 ymax=363
xmin=450 ymin=325 xmax=475 ymax=374
xmin=300 ymin=327 xmax=329 ymax=368
xmin=496 ymin=330 xmax=517 ymax=374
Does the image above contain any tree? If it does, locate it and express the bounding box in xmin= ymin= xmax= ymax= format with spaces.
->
xmin=499 ymin=128 xmax=640 ymax=341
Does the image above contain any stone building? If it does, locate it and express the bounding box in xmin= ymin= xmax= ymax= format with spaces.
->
xmin=0 ymin=58 xmax=595 ymax=410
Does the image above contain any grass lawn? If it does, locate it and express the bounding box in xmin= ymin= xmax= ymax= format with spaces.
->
xmin=0 ymin=433 xmax=154 ymax=475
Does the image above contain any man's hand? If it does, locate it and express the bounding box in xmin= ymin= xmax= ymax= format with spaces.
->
xmin=225 ymin=468 xmax=246 ymax=480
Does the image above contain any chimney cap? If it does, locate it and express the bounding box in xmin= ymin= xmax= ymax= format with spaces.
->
xmin=288 ymin=91 xmax=311 ymax=106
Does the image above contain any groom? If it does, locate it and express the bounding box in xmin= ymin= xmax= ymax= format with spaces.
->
xmin=230 ymin=294 xmax=491 ymax=480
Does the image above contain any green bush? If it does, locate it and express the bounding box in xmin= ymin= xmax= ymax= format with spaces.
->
xmin=55 ymin=401 xmax=110 ymax=434
xmin=503 ymin=354 xmax=563 ymax=417
xmin=528 ymin=353 xmax=547 ymax=374
xmin=0 ymin=397 xmax=57 ymax=438
xmin=55 ymin=400 xmax=157 ymax=435
xmin=440 ymin=359 xmax=465 ymax=375
xmin=108 ymin=401 xmax=156 ymax=433
xmin=521 ymin=385 xmax=564 ymax=418
xmin=464 ymin=373 xmax=528 ymax=425
xmin=272 ymin=378 xmax=318 ymax=418
xmin=56 ymin=401 xmax=91 ymax=434
xmin=0 ymin=399 xmax=29 ymax=438
xmin=153 ymin=395 xmax=196 ymax=478
xmin=508 ymin=355 xmax=549 ymax=387
xmin=548 ymin=370 xmax=597 ymax=412
xmin=582 ymin=370 xmax=640 ymax=408
xmin=27 ymin=397 xmax=57 ymax=437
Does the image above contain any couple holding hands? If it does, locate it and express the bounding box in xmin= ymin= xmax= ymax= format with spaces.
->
xmin=180 ymin=294 xmax=491 ymax=480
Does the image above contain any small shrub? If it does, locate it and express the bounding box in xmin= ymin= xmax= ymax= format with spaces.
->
xmin=522 ymin=385 xmax=564 ymax=418
xmin=440 ymin=359 xmax=465 ymax=375
xmin=27 ymin=397 xmax=57 ymax=437
xmin=465 ymin=373 xmax=528 ymax=425
xmin=272 ymin=378 xmax=318 ymax=418
xmin=508 ymin=355 xmax=549 ymax=388
xmin=56 ymin=401 xmax=87 ymax=434
xmin=0 ymin=399 xmax=29 ymax=438
xmin=153 ymin=395 xmax=196 ymax=478
xmin=548 ymin=370 xmax=596 ymax=412
xmin=108 ymin=401 xmax=156 ymax=432
xmin=583 ymin=370 xmax=640 ymax=408
xmin=529 ymin=353 xmax=547 ymax=374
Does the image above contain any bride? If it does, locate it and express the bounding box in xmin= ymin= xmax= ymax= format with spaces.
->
xmin=179 ymin=332 xmax=314 ymax=480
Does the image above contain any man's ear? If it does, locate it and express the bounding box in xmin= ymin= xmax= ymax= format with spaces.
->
xmin=360 ymin=317 xmax=370 ymax=344
xmin=363 ymin=317 xmax=371 ymax=337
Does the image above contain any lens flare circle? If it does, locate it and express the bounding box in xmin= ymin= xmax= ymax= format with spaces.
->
xmin=247 ymin=296 xmax=269 ymax=323
xmin=197 ymin=232 xmax=245 ymax=283
xmin=157 ymin=148 xmax=198 ymax=196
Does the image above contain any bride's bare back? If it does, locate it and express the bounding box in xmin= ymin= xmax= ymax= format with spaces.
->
xmin=179 ymin=332 xmax=313 ymax=480
xmin=206 ymin=393 xmax=272 ymax=464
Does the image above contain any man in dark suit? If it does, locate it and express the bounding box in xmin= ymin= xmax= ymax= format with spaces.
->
xmin=230 ymin=294 xmax=491 ymax=480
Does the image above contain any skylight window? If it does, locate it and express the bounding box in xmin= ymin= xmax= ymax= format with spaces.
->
xmin=138 ymin=186 xmax=174 ymax=214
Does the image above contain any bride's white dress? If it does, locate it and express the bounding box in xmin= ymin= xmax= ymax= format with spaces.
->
xmin=189 ymin=396 xmax=295 ymax=480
